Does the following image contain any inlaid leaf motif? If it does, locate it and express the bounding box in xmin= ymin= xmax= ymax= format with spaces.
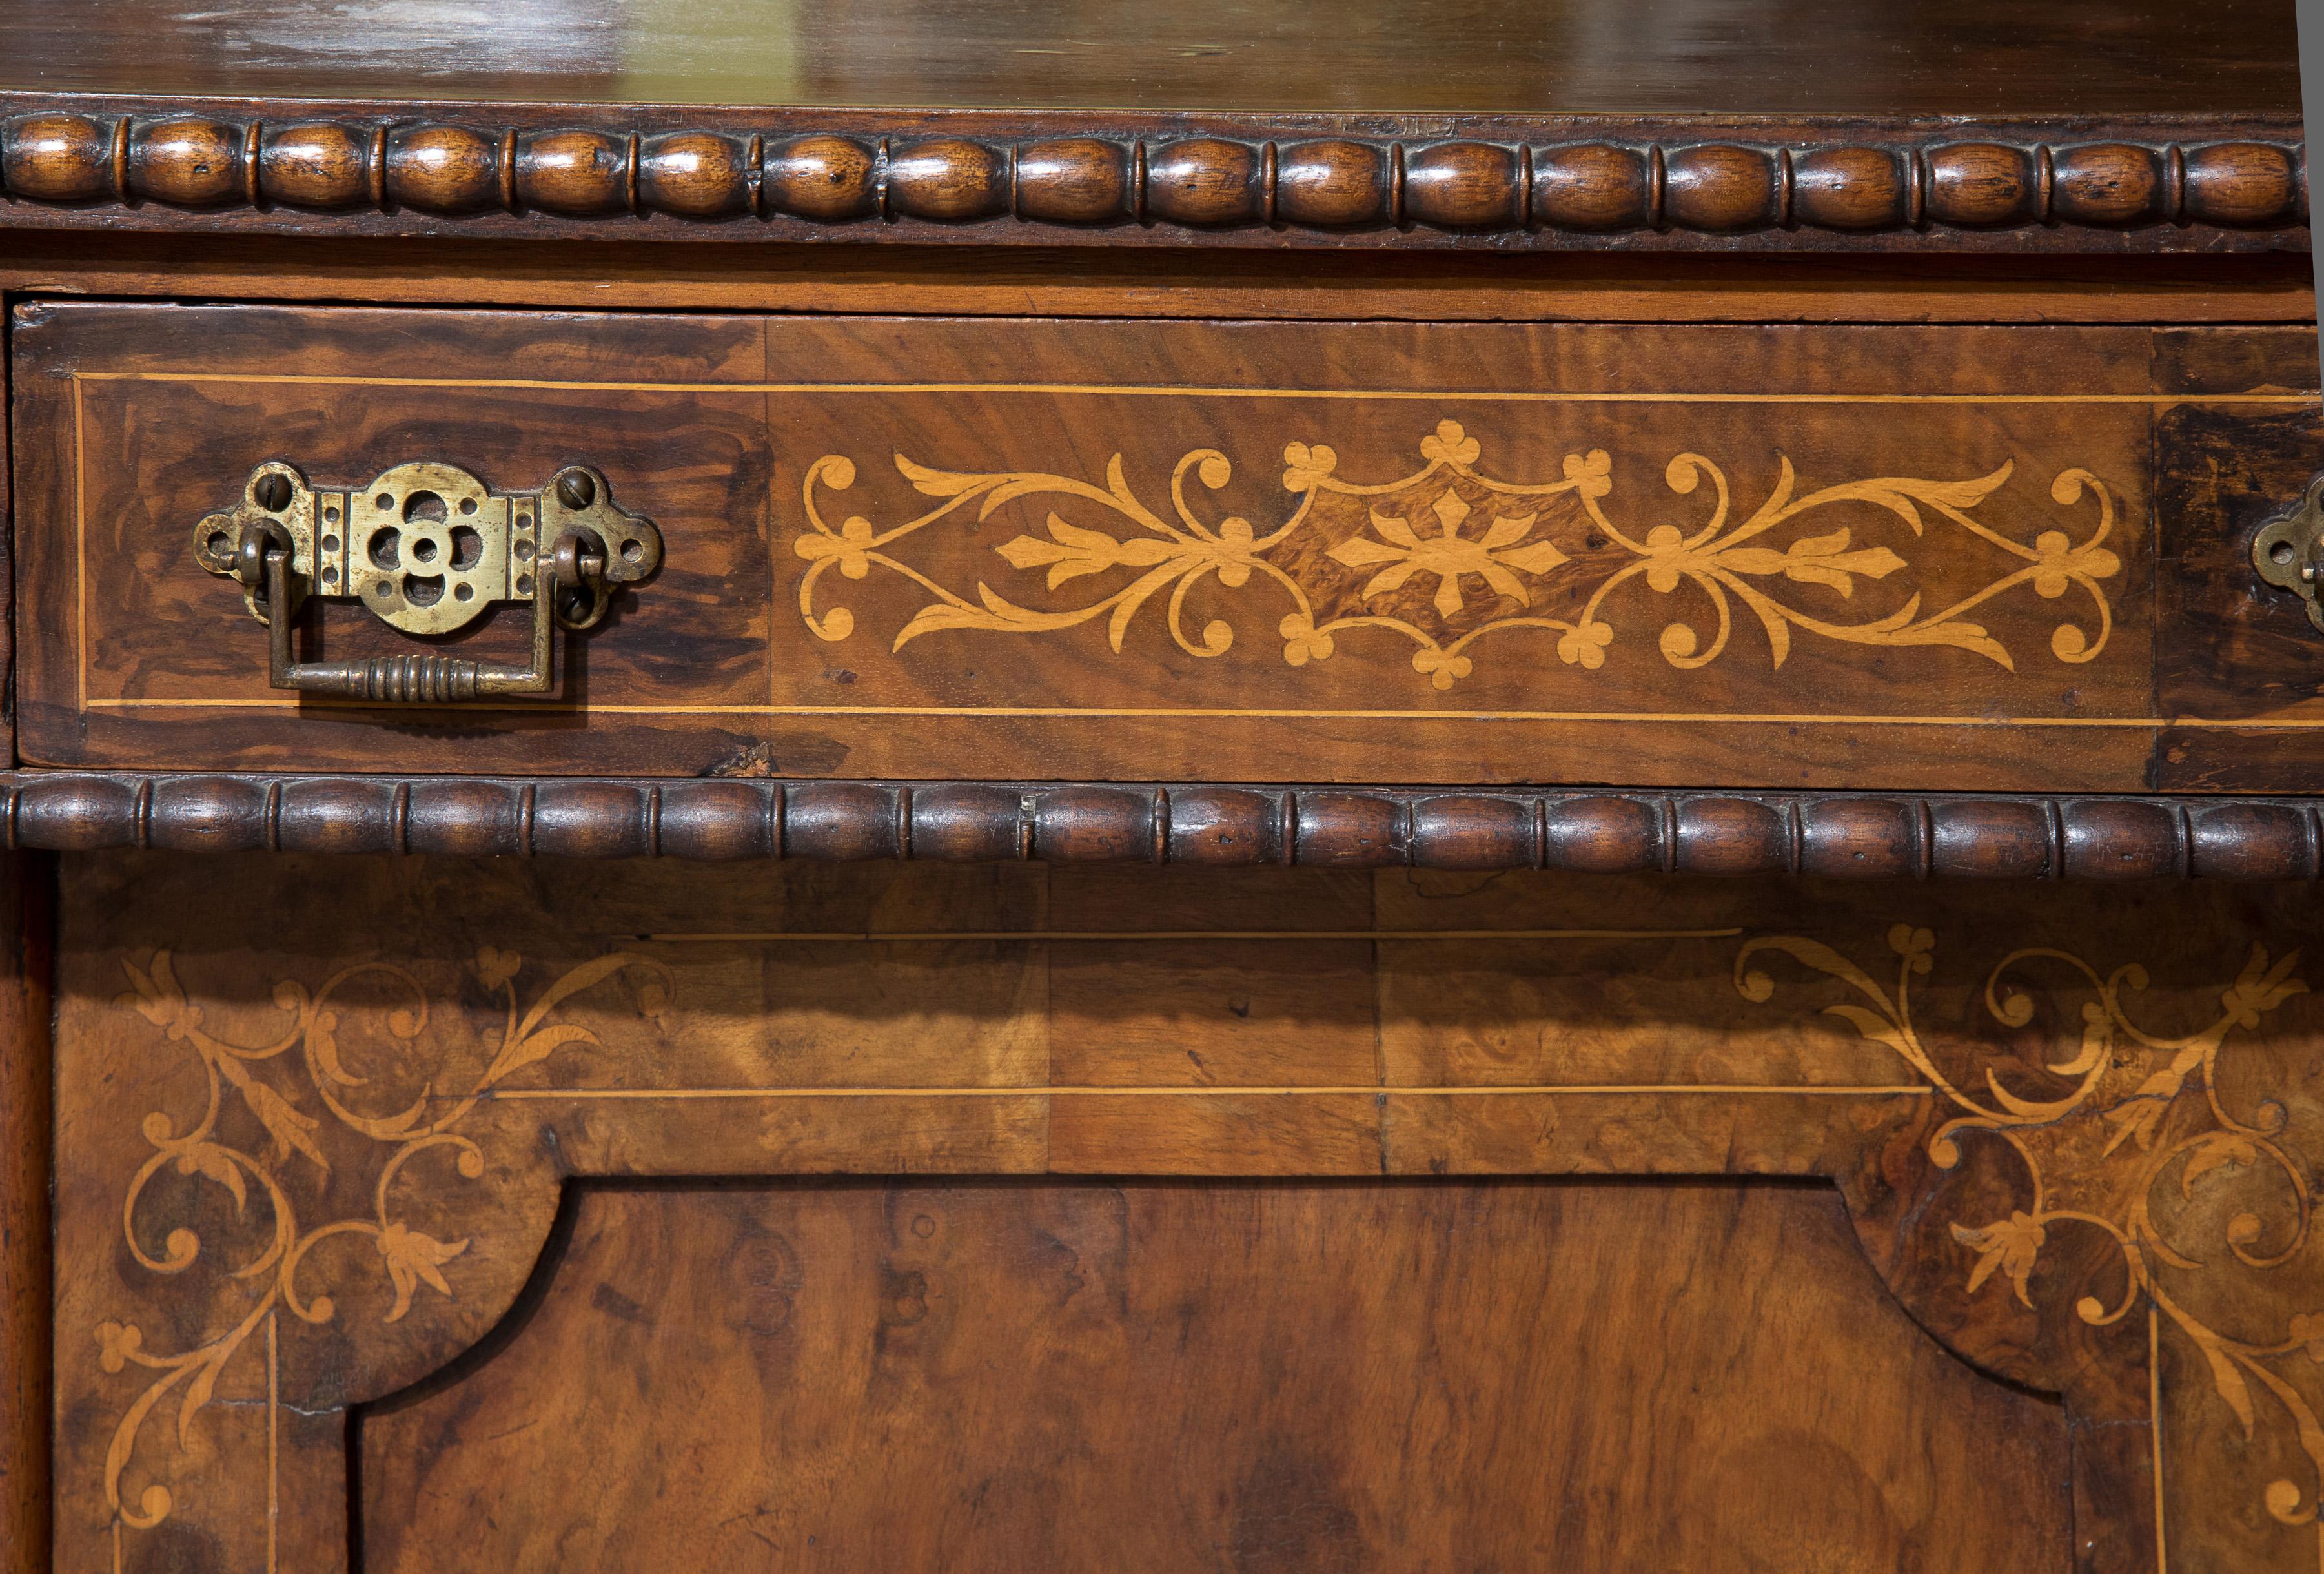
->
xmin=895 ymin=453 xmax=999 ymax=499
xmin=1330 ymin=488 xmax=1560 ymax=618
xmin=481 ymin=1023 xmax=598 ymax=1087
xmin=2202 ymin=1336 xmax=2260 ymax=1438
xmin=2104 ymin=1091 xmax=2172 ymax=1157
xmin=377 ymin=1223 xmax=470 ymax=1324
xmin=96 ymin=950 xmax=674 ymax=1538
xmin=307 ymin=1010 xmax=357 ymax=1087
xmin=1715 ymin=527 xmax=1907 ymax=595
xmin=122 ymin=952 xmax=198 ymax=1040
xmin=1953 ymin=1212 xmax=2045 ymax=1308
xmin=1735 ymin=924 xmax=2324 ymax=1544
xmin=242 ymin=1081 xmax=327 ymax=1173
xmin=2223 ymin=945 xmax=2307 ymax=1028
xmin=177 ymin=1353 xmax=229 ymax=1446
xmin=480 ymin=950 xmax=673 ymax=1089
xmin=997 ymin=515 xmax=1176 ymax=589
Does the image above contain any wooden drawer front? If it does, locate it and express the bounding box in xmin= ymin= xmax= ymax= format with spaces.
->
xmin=15 ymin=302 xmax=2319 ymax=790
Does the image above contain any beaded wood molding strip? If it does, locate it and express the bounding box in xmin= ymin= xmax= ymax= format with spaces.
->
xmin=0 ymin=99 xmax=2303 ymax=250
xmin=8 ymin=773 xmax=2324 ymax=879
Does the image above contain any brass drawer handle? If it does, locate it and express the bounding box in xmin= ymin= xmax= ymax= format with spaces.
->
xmin=192 ymin=461 xmax=660 ymax=700
xmin=2255 ymin=473 xmax=2324 ymax=634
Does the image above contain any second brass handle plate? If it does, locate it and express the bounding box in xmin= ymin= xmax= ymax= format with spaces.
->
xmin=2254 ymin=473 xmax=2324 ymax=635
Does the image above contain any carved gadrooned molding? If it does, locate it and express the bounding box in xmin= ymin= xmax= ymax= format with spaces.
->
xmin=10 ymin=772 xmax=2324 ymax=881
xmin=0 ymin=98 xmax=2303 ymax=251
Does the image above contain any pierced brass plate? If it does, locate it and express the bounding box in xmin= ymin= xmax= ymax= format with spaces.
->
xmin=189 ymin=460 xmax=662 ymax=702
xmin=192 ymin=460 xmax=660 ymax=635
xmin=2254 ymin=473 xmax=2324 ymax=635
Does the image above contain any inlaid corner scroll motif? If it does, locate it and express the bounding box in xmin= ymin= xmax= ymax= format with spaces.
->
xmin=92 ymin=946 xmax=672 ymax=1549
xmin=793 ymin=420 xmax=2121 ymax=689
xmin=1737 ymin=926 xmax=2324 ymax=1562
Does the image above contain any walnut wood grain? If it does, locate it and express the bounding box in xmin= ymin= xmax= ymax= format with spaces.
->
xmin=0 ymin=0 xmax=2295 ymax=117
xmin=358 ymin=1180 xmax=2070 ymax=1572
xmin=6 ymin=234 xmax=2312 ymax=328
xmin=0 ymin=96 xmax=2303 ymax=252
xmin=2154 ymin=328 xmax=2324 ymax=793
xmin=48 ymin=853 xmax=2324 ymax=1569
xmin=0 ymin=856 xmax=51 ymax=1574
xmin=7 ymin=772 xmax=2324 ymax=881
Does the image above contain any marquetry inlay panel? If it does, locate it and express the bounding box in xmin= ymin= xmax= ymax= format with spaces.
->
xmin=798 ymin=419 xmax=2121 ymax=690
xmin=48 ymin=853 xmax=2324 ymax=1571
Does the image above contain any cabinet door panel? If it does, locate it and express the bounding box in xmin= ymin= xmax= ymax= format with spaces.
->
xmin=360 ymin=1180 xmax=2068 ymax=1573
xmin=49 ymin=853 xmax=2324 ymax=1571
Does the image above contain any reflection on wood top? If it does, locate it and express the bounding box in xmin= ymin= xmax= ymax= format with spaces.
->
xmin=0 ymin=0 xmax=2297 ymax=116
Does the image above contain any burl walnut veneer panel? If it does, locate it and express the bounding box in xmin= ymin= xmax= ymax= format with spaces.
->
xmin=48 ymin=854 xmax=2324 ymax=1571
xmin=15 ymin=302 xmax=2321 ymax=791
xmin=360 ymin=1181 xmax=2067 ymax=1573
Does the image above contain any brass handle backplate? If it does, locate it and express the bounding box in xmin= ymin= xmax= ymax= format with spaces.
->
xmin=2254 ymin=473 xmax=2324 ymax=634
xmin=191 ymin=460 xmax=661 ymax=699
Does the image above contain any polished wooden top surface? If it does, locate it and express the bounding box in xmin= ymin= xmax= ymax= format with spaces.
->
xmin=0 ymin=0 xmax=2296 ymax=116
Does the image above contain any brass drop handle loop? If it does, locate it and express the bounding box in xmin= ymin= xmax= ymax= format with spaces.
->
xmin=261 ymin=542 xmax=557 ymax=701
xmin=192 ymin=461 xmax=661 ymax=704
xmin=232 ymin=518 xmax=293 ymax=595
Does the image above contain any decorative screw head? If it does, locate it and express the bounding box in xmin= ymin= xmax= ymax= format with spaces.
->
xmin=254 ymin=473 xmax=293 ymax=511
xmin=555 ymin=471 xmax=596 ymax=509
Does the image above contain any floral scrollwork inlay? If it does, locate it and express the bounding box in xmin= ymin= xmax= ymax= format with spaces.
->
xmin=96 ymin=946 xmax=673 ymax=1533
xmin=793 ymin=420 xmax=2121 ymax=689
xmin=1736 ymin=925 xmax=2324 ymax=1537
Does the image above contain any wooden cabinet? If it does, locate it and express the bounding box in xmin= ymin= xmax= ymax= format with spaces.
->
xmin=0 ymin=4 xmax=2319 ymax=1571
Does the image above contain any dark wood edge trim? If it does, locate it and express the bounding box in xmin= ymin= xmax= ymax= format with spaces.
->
xmin=10 ymin=772 xmax=2324 ymax=879
xmin=0 ymin=95 xmax=2303 ymax=252
xmin=0 ymin=853 xmax=52 ymax=1574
